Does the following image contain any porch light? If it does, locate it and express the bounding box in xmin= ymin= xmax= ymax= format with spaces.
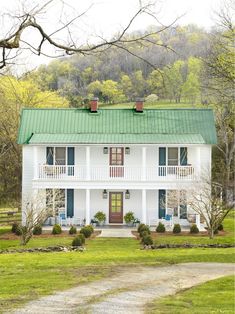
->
xmin=103 ymin=147 xmax=108 ymax=154
xmin=125 ymin=190 xmax=130 ymax=199
xmin=103 ymin=189 xmax=108 ymax=199
xmin=125 ymin=147 xmax=130 ymax=154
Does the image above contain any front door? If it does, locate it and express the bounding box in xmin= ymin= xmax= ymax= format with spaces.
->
xmin=109 ymin=192 xmax=123 ymax=223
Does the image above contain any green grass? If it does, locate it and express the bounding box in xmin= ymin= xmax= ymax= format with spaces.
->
xmin=145 ymin=275 xmax=235 ymax=313
xmin=0 ymin=237 xmax=234 ymax=311
xmin=0 ymin=212 xmax=234 ymax=311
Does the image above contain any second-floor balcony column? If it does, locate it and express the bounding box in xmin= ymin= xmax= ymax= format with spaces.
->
xmin=86 ymin=146 xmax=90 ymax=180
xmin=142 ymin=146 xmax=146 ymax=181
xmin=197 ymin=146 xmax=201 ymax=179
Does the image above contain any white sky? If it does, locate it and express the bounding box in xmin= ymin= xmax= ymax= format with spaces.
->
xmin=0 ymin=0 xmax=224 ymax=72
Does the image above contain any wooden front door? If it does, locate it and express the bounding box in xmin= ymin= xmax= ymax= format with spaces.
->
xmin=109 ymin=192 xmax=123 ymax=223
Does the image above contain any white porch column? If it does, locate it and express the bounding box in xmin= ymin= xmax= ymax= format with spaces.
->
xmin=86 ymin=146 xmax=91 ymax=180
xmin=142 ymin=189 xmax=147 ymax=224
xmin=85 ymin=189 xmax=90 ymax=225
xmin=142 ymin=146 xmax=146 ymax=181
xmin=196 ymin=214 xmax=200 ymax=231
xmin=33 ymin=146 xmax=38 ymax=179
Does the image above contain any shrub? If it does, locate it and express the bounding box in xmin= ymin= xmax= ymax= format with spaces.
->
xmin=72 ymin=234 xmax=85 ymax=247
xmin=69 ymin=226 xmax=77 ymax=235
xmin=137 ymin=223 xmax=149 ymax=233
xmin=33 ymin=225 xmax=42 ymax=235
xmin=94 ymin=211 xmax=106 ymax=223
xmin=139 ymin=225 xmax=150 ymax=236
xmin=214 ymin=228 xmax=219 ymax=234
xmin=156 ymin=222 xmax=166 ymax=233
xmin=173 ymin=224 xmax=181 ymax=234
xmin=52 ymin=224 xmax=62 ymax=235
xmin=11 ymin=222 xmax=19 ymax=233
xmin=139 ymin=230 xmax=150 ymax=238
xmin=124 ymin=211 xmax=135 ymax=224
xmin=217 ymin=224 xmax=223 ymax=231
xmin=190 ymin=224 xmax=199 ymax=234
xmin=15 ymin=225 xmax=22 ymax=236
xmin=86 ymin=224 xmax=94 ymax=233
xmin=80 ymin=225 xmax=92 ymax=238
xmin=141 ymin=235 xmax=153 ymax=246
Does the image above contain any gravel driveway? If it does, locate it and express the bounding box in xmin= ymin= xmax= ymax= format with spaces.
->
xmin=13 ymin=263 xmax=234 ymax=314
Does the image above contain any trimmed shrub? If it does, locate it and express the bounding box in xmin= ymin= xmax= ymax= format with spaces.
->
xmin=137 ymin=223 xmax=146 ymax=233
xmin=139 ymin=228 xmax=150 ymax=238
xmin=156 ymin=222 xmax=166 ymax=233
xmin=72 ymin=234 xmax=85 ymax=247
xmin=69 ymin=226 xmax=77 ymax=235
xmin=80 ymin=225 xmax=92 ymax=238
xmin=86 ymin=224 xmax=94 ymax=233
xmin=141 ymin=235 xmax=153 ymax=246
xmin=11 ymin=222 xmax=19 ymax=233
xmin=190 ymin=224 xmax=199 ymax=234
xmin=52 ymin=224 xmax=62 ymax=235
xmin=217 ymin=224 xmax=223 ymax=231
xmin=139 ymin=230 xmax=149 ymax=238
xmin=173 ymin=224 xmax=181 ymax=234
xmin=214 ymin=228 xmax=219 ymax=234
xmin=33 ymin=225 xmax=42 ymax=235
xmin=15 ymin=225 xmax=22 ymax=236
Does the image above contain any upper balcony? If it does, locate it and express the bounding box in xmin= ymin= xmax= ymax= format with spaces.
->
xmin=36 ymin=164 xmax=196 ymax=181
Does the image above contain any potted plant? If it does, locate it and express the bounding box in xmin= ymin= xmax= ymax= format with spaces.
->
xmin=124 ymin=211 xmax=135 ymax=226
xmin=90 ymin=218 xmax=99 ymax=227
xmin=94 ymin=211 xmax=106 ymax=226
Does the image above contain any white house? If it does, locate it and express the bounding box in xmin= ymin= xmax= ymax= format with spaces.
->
xmin=17 ymin=100 xmax=217 ymax=228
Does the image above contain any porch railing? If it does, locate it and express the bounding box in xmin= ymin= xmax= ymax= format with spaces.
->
xmin=37 ymin=164 xmax=196 ymax=181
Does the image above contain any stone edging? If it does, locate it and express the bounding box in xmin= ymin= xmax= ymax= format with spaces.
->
xmin=143 ymin=243 xmax=235 ymax=249
xmin=0 ymin=245 xmax=85 ymax=254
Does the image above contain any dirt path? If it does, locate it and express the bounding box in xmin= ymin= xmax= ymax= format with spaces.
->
xmin=13 ymin=263 xmax=234 ymax=314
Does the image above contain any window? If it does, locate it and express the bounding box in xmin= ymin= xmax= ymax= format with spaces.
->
xmin=55 ymin=148 xmax=66 ymax=165
xmin=168 ymin=148 xmax=178 ymax=166
xmin=46 ymin=189 xmax=65 ymax=215
xmin=166 ymin=190 xmax=187 ymax=219
xmin=110 ymin=147 xmax=124 ymax=165
xmin=46 ymin=147 xmax=66 ymax=165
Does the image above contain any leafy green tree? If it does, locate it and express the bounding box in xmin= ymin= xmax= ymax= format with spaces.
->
xmin=119 ymin=75 xmax=133 ymax=100
xmin=147 ymin=69 xmax=165 ymax=99
xmin=182 ymin=57 xmax=202 ymax=103
xmin=101 ymin=80 xmax=126 ymax=103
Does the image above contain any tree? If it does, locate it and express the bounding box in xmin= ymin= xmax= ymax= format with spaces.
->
xmin=203 ymin=1 xmax=235 ymax=204
xmin=101 ymin=80 xmax=126 ymax=103
xmin=20 ymin=189 xmax=62 ymax=245
xmin=0 ymin=76 xmax=68 ymax=202
xmin=0 ymin=1 xmax=177 ymax=71
xmin=182 ymin=57 xmax=202 ymax=104
xmin=187 ymin=180 xmax=232 ymax=239
xmin=119 ymin=74 xmax=133 ymax=100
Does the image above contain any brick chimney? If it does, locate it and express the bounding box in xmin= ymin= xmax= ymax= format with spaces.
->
xmin=135 ymin=98 xmax=144 ymax=112
xmin=90 ymin=97 xmax=99 ymax=112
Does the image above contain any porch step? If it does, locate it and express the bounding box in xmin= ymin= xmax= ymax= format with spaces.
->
xmin=97 ymin=228 xmax=135 ymax=238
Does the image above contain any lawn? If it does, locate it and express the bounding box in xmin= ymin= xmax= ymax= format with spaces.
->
xmin=145 ymin=275 xmax=235 ymax=314
xmin=0 ymin=212 xmax=234 ymax=311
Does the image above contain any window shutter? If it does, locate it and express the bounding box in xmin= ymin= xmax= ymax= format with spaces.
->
xmin=159 ymin=189 xmax=166 ymax=219
xmin=159 ymin=147 xmax=166 ymax=165
xmin=67 ymin=147 xmax=75 ymax=176
xmin=67 ymin=189 xmax=74 ymax=218
xmin=46 ymin=147 xmax=54 ymax=165
xmin=180 ymin=147 xmax=187 ymax=165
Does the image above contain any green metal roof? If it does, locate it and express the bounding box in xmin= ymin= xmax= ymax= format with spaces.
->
xmin=29 ymin=133 xmax=205 ymax=144
xmin=17 ymin=108 xmax=217 ymax=145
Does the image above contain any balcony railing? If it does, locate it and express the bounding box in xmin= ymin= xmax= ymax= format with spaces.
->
xmin=37 ymin=165 xmax=196 ymax=181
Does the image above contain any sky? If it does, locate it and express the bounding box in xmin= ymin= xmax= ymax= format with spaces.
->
xmin=0 ymin=0 xmax=225 ymax=72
